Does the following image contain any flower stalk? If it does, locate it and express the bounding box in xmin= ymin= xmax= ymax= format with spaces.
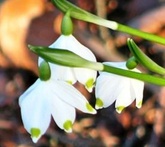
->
xmin=51 ymin=0 xmax=165 ymax=45
xmin=29 ymin=45 xmax=165 ymax=86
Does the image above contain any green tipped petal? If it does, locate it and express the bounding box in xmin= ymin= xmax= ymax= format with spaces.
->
xmin=85 ymin=78 xmax=95 ymax=91
xmin=95 ymin=98 xmax=104 ymax=109
xmin=136 ymin=100 xmax=142 ymax=108
xmin=86 ymin=103 xmax=96 ymax=114
xmin=63 ymin=120 xmax=73 ymax=133
xmin=30 ymin=128 xmax=41 ymax=143
xmin=66 ymin=80 xmax=73 ymax=85
xmin=116 ymin=106 xmax=125 ymax=113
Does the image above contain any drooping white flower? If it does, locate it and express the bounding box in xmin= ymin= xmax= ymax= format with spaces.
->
xmin=39 ymin=34 xmax=97 ymax=92
xmin=95 ymin=62 xmax=144 ymax=113
xmin=19 ymin=78 xmax=96 ymax=143
xmin=19 ymin=61 xmax=96 ymax=143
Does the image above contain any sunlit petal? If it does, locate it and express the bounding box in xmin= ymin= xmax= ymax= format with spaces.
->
xmin=74 ymin=68 xmax=96 ymax=92
xmin=49 ymin=35 xmax=97 ymax=89
xmin=19 ymin=82 xmax=51 ymax=142
xmin=50 ymin=80 xmax=96 ymax=114
xmin=95 ymin=73 xmax=120 ymax=109
xmin=131 ymin=78 xmax=144 ymax=108
xmin=50 ymin=94 xmax=76 ymax=133
xmin=115 ymin=79 xmax=135 ymax=113
xmin=95 ymin=61 xmax=144 ymax=113
xmin=19 ymin=79 xmax=40 ymax=104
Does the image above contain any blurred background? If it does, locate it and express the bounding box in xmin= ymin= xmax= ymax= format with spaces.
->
xmin=0 ymin=0 xmax=165 ymax=146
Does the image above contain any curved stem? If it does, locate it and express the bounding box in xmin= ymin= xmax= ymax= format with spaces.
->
xmin=30 ymin=45 xmax=165 ymax=86
xmin=52 ymin=0 xmax=165 ymax=45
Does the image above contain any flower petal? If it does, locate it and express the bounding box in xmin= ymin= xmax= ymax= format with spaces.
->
xmin=50 ymin=80 xmax=96 ymax=114
xmin=19 ymin=79 xmax=40 ymax=105
xmin=50 ymin=94 xmax=76 ymax=133
xmin=131 ymin=78 xmax=144 ymax=108
xmin=49 ymin=35 xmax=97 ymax=90
xmin=19 ymin=81 xmax=51 ymax=142
xmin=95 ymin=73 xmax=121 ymax=109
xmin=49 ymin=35 xmax=96 ymax=63
xmin=115 ymin=79 xmax=135 ymax=113
xmin=74 ymin=68 xmax=96 ymax=92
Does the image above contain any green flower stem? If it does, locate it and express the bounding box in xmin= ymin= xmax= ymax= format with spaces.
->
xmin=51 ymin=0 xmax=165 ymax=45
xmin=117 ymin=24 xmax=165 ymax=45
xmin=127 ymin=38 xmax=165 ymax=75
xmin=103 ymin=64 xmax=165 ymax=86
xmin=29 ymin=45 xmax=165 ymax=86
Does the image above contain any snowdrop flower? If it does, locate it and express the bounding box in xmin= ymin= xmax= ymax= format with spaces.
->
xmin=19 ymin=61 xmax=96 ymax=143
xmin=95 ymin=62 xmax=144 ymax=113
xmin=41 ymin=34 xmax=97 ymax=92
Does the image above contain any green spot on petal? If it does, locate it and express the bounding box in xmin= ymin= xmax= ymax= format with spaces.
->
xmin=30 ymin=128 xmax=41 ymax=138
xmin=96 ymin=98 xmax=104 ymax=109
xmin=85 ymin=78 xmax=95 ymax=90
xmin=63 ymin=120 xmax=72 ymax=132
xmin=116 ymin=106 xmax=125 ymax=113
xmin=136 ymin=100 xmax=142 ymax=108
xmin=66 ymin=80 xmax=73 ymax=85
xmin=86 ymin=103 xmax=96 ymax=114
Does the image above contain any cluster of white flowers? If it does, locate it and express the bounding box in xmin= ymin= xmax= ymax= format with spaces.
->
xmin=19 ymin=34 xmax=144 ymax=143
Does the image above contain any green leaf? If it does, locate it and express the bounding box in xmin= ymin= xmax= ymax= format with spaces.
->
xmin=127 ymin=38 xmax=165 ymax=75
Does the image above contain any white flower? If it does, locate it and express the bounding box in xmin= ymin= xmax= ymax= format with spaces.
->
xmin=39 ymin=34 xmax=97 ymax=92
xmin=19 ymin=78 xmax=96 ymax=143
xmin=95 ymin=62 xmax=144 ymax=113
xmin=19 ymin=34 xmax=97 ymax=143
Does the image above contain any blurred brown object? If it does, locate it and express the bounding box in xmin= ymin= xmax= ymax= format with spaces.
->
xmin=0 ymin=0 xmax=46 ymax=74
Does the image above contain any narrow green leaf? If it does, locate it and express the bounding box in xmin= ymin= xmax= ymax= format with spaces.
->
xmin=127 ymin=38 xmax=165 ymax=75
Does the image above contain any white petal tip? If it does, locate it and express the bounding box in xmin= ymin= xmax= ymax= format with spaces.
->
xmin=86 ymin=103 xmax=97 ymax=114
xmin=85 ymin=78 xmax=95 ymax=93
xmin=136 ymin=100 xmax=142 ymax=109
xmin=95 ymin=98 xmax=104 ymax=110
xmin=65 ymin=128 xmax=73 ymax=133
xmin=91 ymin=110 xmax=97 ymax=114
xmin=116 ymin=110 xmax=122 ymax=114
xmin=95 ymin=105 xmax=103 ymax=110
xmin=32 ymin=137 xmax=39 ymax=143
xmin=136 ymin=105 xmax=142 ymax=109
xmin=63 ymin=120 xmax=73 ymax=133
xmin=86 ymin=87 xmax=93 ymax=93
xmin=116 ymin=106 xmax=125 ymax=114
xmin=30 ymin=128 xmax=41 ymax=143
